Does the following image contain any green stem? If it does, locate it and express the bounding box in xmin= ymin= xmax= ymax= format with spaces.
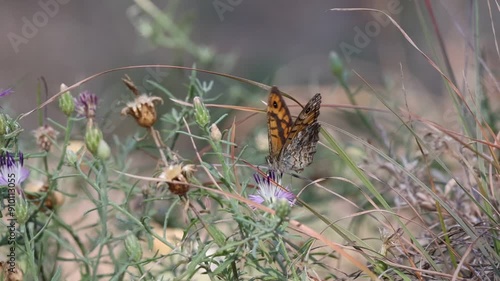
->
xmin=22 ymin=223 xmax=40 ymax=281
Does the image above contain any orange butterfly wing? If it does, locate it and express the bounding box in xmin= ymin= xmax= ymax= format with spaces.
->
xmin=266 ymin=86 xmax=321 ymax=173
xmin=267 ymin=86 xmax=293 ymax=163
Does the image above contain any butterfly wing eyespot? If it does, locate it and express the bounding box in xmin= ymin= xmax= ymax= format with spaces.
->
xmin=266 ymin=86 xmax=321 ymax=173
xmin=267 ymin=86 xmax=292 ymax=165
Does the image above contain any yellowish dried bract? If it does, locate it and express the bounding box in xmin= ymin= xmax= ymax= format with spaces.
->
xmin=121 ymin=94 xmax=163 ymax=128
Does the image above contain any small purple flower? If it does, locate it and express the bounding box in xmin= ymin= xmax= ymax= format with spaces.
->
xmin=0 ymin=88 xmax=13 ymax=97
xmin=75 ymin=91 xmax=98 ymax=119
xmin=0 ymin=152 xmax=30 ymax=186
xmin=249 ymin=170 xmax=295 ymax=207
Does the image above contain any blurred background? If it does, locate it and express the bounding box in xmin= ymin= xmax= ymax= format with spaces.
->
xmin=0 ymin=0 xmax=497 ymax=155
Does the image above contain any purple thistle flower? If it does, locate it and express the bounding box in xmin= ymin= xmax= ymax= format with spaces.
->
xmin=75 ymin=91 xmax=98 ymax=119
xmin=0 ymin=152 xmax=30 ymax=186
xmin=0 ymin=88 xmax=13 ymax=97
xmin=249 ymin=170 xmax=295 ymax=207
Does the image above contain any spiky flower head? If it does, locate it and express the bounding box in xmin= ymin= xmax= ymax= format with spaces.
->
xmin=249 ymin=171 xmax=295 ymax=207
xmin=0 ymin=152 xmax=29 ymax=187
xmin=75 ymin=91 xmax=98 ymax=119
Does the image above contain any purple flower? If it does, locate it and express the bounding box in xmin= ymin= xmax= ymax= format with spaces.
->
xmin=75 ymin=91 xmax=98 ymax=119
xmin=0 ymin=88 xmax=13 ymax=97
xmin=0 ymin=152 xmax=30 ymax=186
xmin=249 ymin=171 xmax=295 ymax=207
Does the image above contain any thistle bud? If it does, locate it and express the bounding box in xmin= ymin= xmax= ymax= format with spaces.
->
xmin=329 ymin=51 xmax=345 ymax=80
xmin=193 ymin=97 xmax=210 ymax=128
xmin=274 ymin=198 xmax=291 ymax=219
xmin=65 ymin=148 xmax=78 ymax=165
xmin=96 ymin=139 xmax=111 ymax=160
xmin=85 ymin=125 xmax=103 ymax=155
xmin=124 ymin=233 xmax=143 ymax=262
xmin=58 ymin=84 xmax=75 ymax=116
xmin=210 ymin=123 xmax=222 ymax=141
xmin=0 ymin=113 xmax=6 ymax=135
xmin=14 ymin=188 xmax=29 ymax=224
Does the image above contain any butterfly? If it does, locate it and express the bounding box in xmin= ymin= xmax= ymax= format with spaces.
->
xmin=266 ymin=86 xmax=321 ymax=173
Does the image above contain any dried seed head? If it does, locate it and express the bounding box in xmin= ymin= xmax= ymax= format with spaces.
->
xmin=32 ymin=125 xmax=59 ymax=152
xmin=158 ymin=164 xmax=196 ymax=195
xmin=0 ymin=260 xmax=24 ymax=281
xmin=121 ymin=94 xmax=163 ymax=128
xmin=25 ymin=180 xmax=65 ymax=211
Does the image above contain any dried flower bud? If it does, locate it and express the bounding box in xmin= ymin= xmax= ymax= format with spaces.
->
xmin=193 ymin=97 xmax=210 ymax=128
xmin=210 ymin=123 xmax=222 ymax=141
xmin=32 ymin=125 xmax=59 ymax=152
xmin=124 ymin=232 xmax=143 ymax=262
xmin=58 ymin=84 xmax=75 ymax=116
xmin=85 ymin=125 xmax=103 ymax=155
xmin=121 ymin=94 xmax=163 ymax=128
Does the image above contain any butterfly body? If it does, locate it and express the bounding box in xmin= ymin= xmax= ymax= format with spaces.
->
xmin=266 ymin=86 xmax=321 ymax=173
